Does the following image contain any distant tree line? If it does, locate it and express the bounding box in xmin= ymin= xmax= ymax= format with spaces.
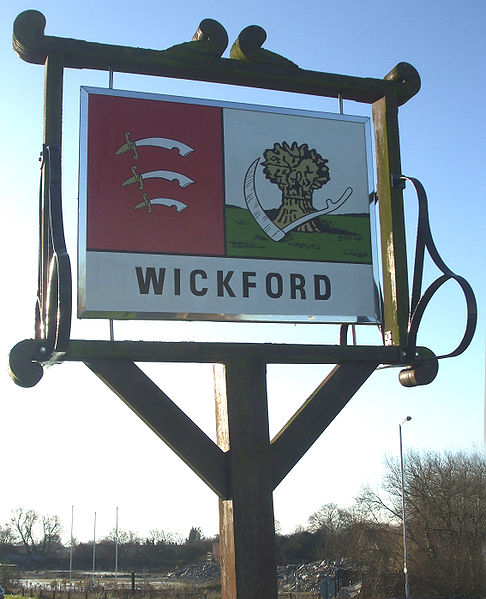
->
xmin=0 ymin=514 xmax=211 ymax=572
xmin=2 ymin=450 xmax=485 ymax=599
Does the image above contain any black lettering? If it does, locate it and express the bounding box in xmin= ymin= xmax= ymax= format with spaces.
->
xmin=174 ymin=268 xmax=181 ymax=296
xmin=135 ymin=266 xmax=166 ymax=295
xmin=242 ymin=271 xmax=257 ymax=298
xmin=190 ymin=269 xmax=208 ymax=296
xmin=266 ymin=273 xmax=283 ymax=298
xmin=217 ymin=270 xmax=236 ymax=297
xmin=290 ymin=273 xmax=306 ymax=299
xmin=314 ymin=274 xmax=331 ymax=300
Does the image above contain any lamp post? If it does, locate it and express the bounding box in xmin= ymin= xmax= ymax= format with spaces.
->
xmin=115 ymin=507 xmax=119 ymax=587
xmin=92 ymin=511 xmax=96 ymax=586
xmin=399 ymin=416 xmax=412 ymax=599
xmin=69 ymin=505 xmax=74 ymax=584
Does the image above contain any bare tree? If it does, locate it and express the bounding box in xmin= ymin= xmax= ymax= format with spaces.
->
xmin=147 ymin=529 xmax=180 ymax=545
xmin=0 ymin=523 xmax=15 ymax=544
xmin=102 ymin=528 xmax=141 ymax=545
xmin=40 ymin=514 xmax=63 ymax=555
xmin=306 ymin=501 xmax=402 ymax=596
xmin=357 ymin=450 xmax=486 ymax=598
xmin=10 ymin=508 xmax=38 ymax=554
xmin=307 ymin=502 xmax=341 ymax=533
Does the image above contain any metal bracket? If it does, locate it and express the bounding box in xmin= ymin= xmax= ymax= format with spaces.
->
xmin=391 ymin=173 xmax=406 ymax=190
xmin=401 ymin=175 xmax=477 ymax=360
xmin=36 ymin=145 xmax=72 ymax=359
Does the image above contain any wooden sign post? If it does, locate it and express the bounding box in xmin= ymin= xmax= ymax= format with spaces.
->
xmin=9 ymin=11 xmax=476 ymax=599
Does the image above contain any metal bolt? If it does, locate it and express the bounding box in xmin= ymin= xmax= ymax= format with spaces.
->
xmin=39 ymin=346 xmax=47 ymax=354
xmin=391 ymin=174 xmax=406 ymax=190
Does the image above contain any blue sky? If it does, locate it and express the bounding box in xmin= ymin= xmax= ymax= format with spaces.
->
xmin=1 ymin=0 xmax=484 ymax=543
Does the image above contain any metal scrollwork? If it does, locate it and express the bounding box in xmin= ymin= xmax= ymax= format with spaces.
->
xmin=401 ymin=175 xmax=477 ymax=361
xmin=37 ymin=144 xmax=72 ymax=358
xmin=8 ymin=145 xmax=72 ymax=386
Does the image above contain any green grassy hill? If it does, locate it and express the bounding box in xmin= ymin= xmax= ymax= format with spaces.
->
xmin=225 ymin=205 xmax=373 ymax=263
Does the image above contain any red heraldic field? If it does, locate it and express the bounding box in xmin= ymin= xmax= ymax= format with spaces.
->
xmin=85 ymin=93 xmax=225 ymax=256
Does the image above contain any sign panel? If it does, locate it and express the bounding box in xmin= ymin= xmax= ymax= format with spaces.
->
xmin=78 ymin=87 xmax=381 ymax=323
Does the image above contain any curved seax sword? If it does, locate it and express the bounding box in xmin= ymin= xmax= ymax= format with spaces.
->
xmin=243 ymin=158 xmax=353 ymax=241
xmin=122 ymin=165 xmax=195 ymax=189
xmin=133 ymin=193 xmax=188 ymax=213
xmin=115 ymin=132 xmax=194 ymax=160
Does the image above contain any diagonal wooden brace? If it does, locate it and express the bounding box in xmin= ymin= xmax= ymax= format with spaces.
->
xmin=270 ymin=361 xmax=379 ymax=489
xmin=84 ymin=358 xmax=229 ymax=498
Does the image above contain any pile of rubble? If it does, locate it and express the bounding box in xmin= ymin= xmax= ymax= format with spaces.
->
xmin=166 ymin=561 xmax=220 ymax=582
xmin=168 ymin=559 xmax=359 ymax=595
xmin=279 ymin=561 xmax=361 ymax=596
xmin=278 ymin=561 xmax=346 ymax=592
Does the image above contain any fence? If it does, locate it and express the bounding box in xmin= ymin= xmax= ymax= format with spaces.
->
xmin=13 ymin=588 xmax=211 ymax=599
xmin=13 ymin=587 xmax=319 ymax=599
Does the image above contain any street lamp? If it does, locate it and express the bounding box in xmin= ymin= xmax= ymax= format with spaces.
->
xmin=399 ymin=416 xmax=412 ymax=599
